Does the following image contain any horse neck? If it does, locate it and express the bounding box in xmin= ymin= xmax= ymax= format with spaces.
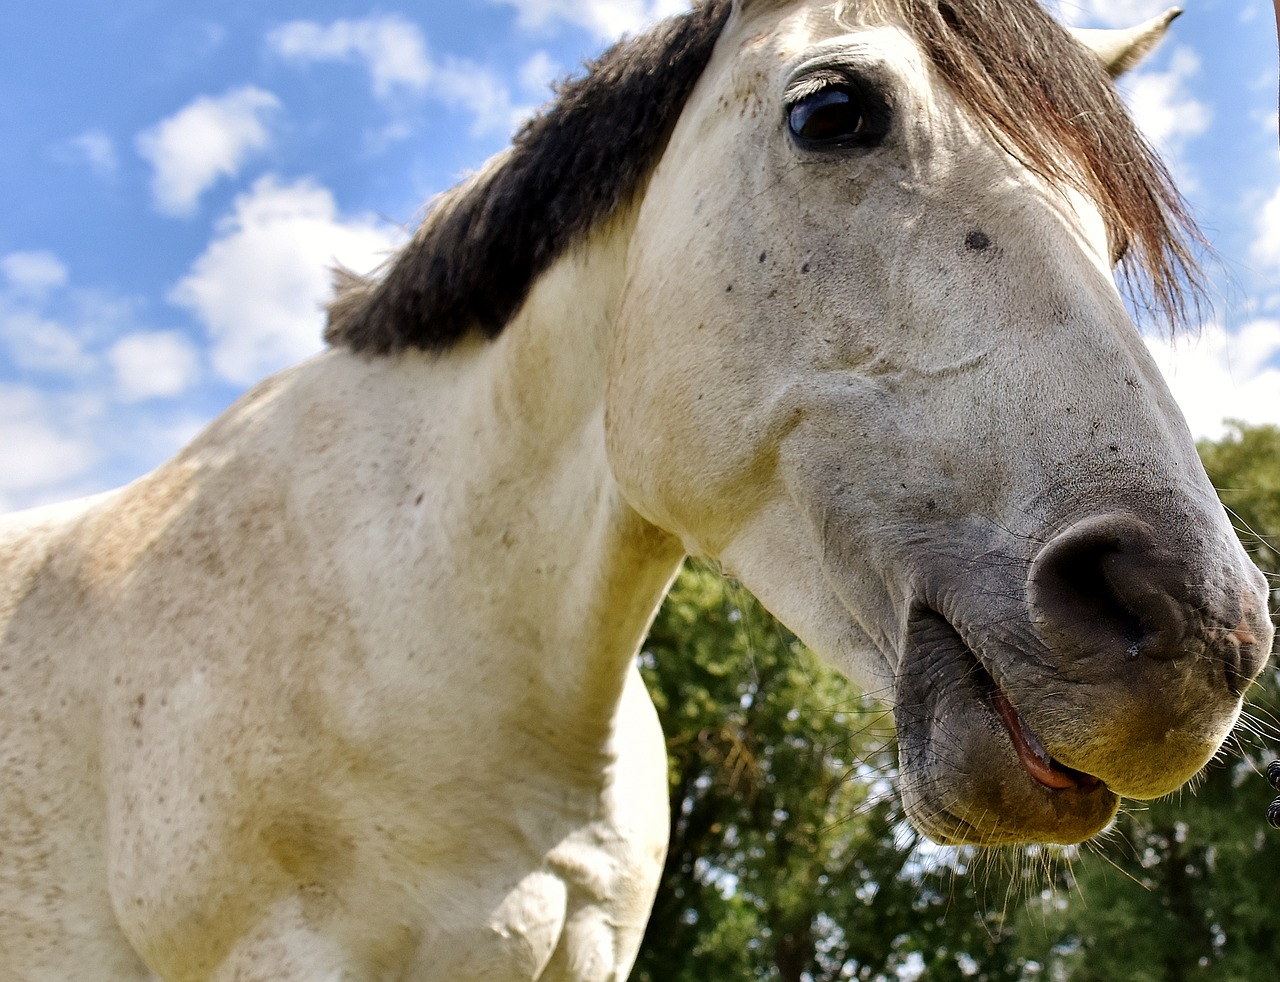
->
xmin=321 ymin=212 xmax=684 ymax=721
xmin=480 ymin=213 xmax=686 ymax=692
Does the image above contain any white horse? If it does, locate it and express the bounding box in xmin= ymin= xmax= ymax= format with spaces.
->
xmin=0 ymin=1 xmax=1272 ymax=979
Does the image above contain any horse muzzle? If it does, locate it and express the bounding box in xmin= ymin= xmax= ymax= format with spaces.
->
xmin=893 ymin=511 xmax=1273 ymax=846
xmin=1028 ymin=513 xmax=1270 ymax=700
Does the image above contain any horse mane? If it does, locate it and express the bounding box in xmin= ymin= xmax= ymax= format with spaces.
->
xmin=327 ymin=0 xmax=1201 ymax=355
xmin=326 ymin=0 xmax=733 ymax=354
xmin=863 ymin=0 xmax=1203 ymax=325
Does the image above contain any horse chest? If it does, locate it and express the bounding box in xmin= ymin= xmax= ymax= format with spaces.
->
xmin=117 ymin=797 xmax=657 ymax=981
xmin=103 ymin=641 xmax=666 ymax=980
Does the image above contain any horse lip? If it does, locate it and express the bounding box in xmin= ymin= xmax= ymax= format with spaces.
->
xmin=941 ymin=604 xmax=1106 ymax=793
xmin=989 ymin=685 xmax=1103 ymax=792
xmin=895 ymin=605 xmax=1119 ymax=844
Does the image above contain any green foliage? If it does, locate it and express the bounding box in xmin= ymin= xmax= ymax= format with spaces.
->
xmin=1198 ymin=422 xmax=1280 ymax=628
xmin=632 ymin=564 xmax=1032 ymax=981
xmin=631 ymin=424 xmax=1280 ymax=981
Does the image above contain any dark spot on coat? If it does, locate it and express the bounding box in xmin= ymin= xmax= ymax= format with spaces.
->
xmin=801 ymin=262 xmax=811 ymax=274
xmin=965 ymin=230 xmax=991 ymax=251
xmin=758 ymin=251 xmax=767 ymax=263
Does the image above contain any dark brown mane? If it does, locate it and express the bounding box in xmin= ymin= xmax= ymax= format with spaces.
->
xmin=326 ymin=0 xmax=732 ymax=354
xmin=328 ymin=0 xmax=1201 ymax=355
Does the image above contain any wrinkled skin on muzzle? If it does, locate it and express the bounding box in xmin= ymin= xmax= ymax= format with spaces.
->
xmin=606 ymin=3 xmax=1274 ymax=846
xmin=767 ymin=304 xmax=1272 ymax=844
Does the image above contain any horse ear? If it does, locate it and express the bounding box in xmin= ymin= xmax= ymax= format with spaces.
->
xmin=1069 ymin=7 xmax=1182 ymax=79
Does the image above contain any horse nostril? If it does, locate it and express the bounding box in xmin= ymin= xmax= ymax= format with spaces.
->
xmin=1028 ymin=514 xmax=1268 ymax=696
xmin=1028 ymin=514 xmax=1186 ymax=661
xmin=1226 ymin=602 xmax=1271 ymax=696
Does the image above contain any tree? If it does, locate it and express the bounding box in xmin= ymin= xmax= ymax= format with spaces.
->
xmin=1199 ymin=422 xmax=1280 ymax=612
xmin=632 ymin=565 xmax=1031 ymax=981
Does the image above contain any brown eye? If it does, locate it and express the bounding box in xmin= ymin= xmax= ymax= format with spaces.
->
xmin=787 ymin=84 xmax=889 ymax=150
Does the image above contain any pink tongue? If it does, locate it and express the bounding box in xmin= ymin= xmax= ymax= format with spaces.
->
xmin=991 ymin=689 xmax=1080 ymax=791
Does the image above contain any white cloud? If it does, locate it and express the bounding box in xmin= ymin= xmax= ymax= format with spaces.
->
xmin=1053 ymin=1 xmax=1175 ymax=29
xmin=268 ymin=15 xmax=529 ymax=135
xmin=1 ymin=250 xmax=69 ymax=296
xmin=1252 ymin=185 xmax=1280 ymax=273
xmin=108 ymin=331 xmax=201 ymax=402
xmin=137 ymin=86 xmax=280 ymax=217
xmin=520 ymin=50 xmax=561 ymax=95
xmin=1117 ymin=47 xmax=1210 ymax=158
xmin=430 ymin=58 xmax=536 ymax=136
xmin=169 ymin=176 xmax=402 ymax=385
xmin=268 ymin=16 xmax=432 ymax=98
xmin=1264 ymin=109 xmax=1280 ymax=139
xmin=492 ymin=0 xmax=690 ymax=39
xmin=0 ymin=250 xmax=96 ymax=376
xmin=0 ymin=256 xmax=212 ymax=513
xmin=0 ymin=382 xmax=214 ymax=513
xmin=0 ymin=386 xmax=97 ymax=506
xmin=0 ymin=309 xmax=94 ymax=376
xmin=56 ymin=129 xmax=119 ymax=177
xmin=1146 ymin=320 xmax=1280 ymax=439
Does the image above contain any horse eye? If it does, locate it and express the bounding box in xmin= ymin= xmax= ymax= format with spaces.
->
xmin=787 ymin=86 xmax=884 ymax=149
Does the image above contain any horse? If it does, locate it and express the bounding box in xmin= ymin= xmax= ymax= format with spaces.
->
xmin=0 ymin=1 xmax=1273 ymax=978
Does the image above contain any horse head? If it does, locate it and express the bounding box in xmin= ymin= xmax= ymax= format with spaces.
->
xmin=605 ymin=0 xmax=1273 ymax=845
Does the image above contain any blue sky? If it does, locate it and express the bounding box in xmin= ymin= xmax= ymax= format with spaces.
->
xmin=1 ymin=0 xmax=1277 ymax=513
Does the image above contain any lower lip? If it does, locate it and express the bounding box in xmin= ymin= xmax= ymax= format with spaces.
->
xmin=990 ymin=688 xmax=1102 ymax=792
